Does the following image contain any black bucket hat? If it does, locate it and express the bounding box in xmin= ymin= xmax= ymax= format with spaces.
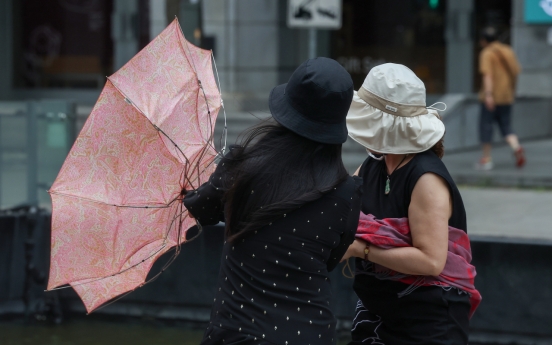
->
xmin=268 ymin=57 xmax=354 ymax=144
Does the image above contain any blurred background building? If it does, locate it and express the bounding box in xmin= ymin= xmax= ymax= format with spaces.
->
xmin=3 ymin=0 xmax=552 ymax=209
xmin=1 ymin=1 xmax=552 ymax=344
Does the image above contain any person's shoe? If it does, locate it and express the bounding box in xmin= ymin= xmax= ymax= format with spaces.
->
xmin=475 ymin=157 xmax=494 ymax=171
xmin=514 ymin=147 xmax=526 ymax=168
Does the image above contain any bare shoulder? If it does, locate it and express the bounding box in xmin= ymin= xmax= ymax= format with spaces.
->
xmin=410 ymin=173 xmax=451 ymax=215
xmin=353 ymin=164 xmax=362 ymax=177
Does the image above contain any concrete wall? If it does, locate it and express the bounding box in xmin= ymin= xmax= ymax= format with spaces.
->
xmin=3 ymin=213 xmax=552 ymax=343
xmin=445 ymin=0 xmax=474 ymax=94
xmin=201 ymin=0 xmax=330 ymax=111
xmin=442 ymin=95 xmax=552 ymax=152
xmin=513 ymin=0 xmax=552 ymax=98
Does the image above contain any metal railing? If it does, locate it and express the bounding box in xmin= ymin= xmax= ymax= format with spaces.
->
xmin=439 ymin=94 xmax=552 ymax=152
xmin=0 ymin=100 xmax=76 ymax=210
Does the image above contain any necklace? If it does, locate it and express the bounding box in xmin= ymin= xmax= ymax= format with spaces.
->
xmin=385 ymin=154 xmax=409 ymax=195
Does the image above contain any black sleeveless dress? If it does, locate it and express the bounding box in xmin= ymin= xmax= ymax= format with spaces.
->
xmin=350 ymin=150 xmax=471 ymax=345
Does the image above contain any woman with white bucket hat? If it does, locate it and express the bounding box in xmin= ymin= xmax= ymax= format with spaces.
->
xmin=341 ymin=63 xmax=477 ymax=344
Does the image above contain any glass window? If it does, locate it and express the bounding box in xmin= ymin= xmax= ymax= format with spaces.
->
xmin=13 ymin=0 xmax=114 ymax=89
xmin=332 ymin=0 xmax=447 ymax=94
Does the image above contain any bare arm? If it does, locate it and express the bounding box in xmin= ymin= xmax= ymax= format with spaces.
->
xmin=341 ymin=173 xmax=451 ymax=276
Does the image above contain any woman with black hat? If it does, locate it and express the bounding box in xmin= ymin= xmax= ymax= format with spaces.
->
xmin=184 ymin=57 xmax=362 ymax=345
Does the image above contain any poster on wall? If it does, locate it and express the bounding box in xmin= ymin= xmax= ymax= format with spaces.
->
xmin=287 ymin=0 xmax=342 ymax=29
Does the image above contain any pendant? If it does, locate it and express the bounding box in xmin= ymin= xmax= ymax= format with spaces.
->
xmin=385 ymin=177 xmax=390 ymax=195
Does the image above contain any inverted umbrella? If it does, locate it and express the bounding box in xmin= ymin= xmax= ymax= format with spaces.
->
xmin=46 ymin=18 xmax=223 ymax=313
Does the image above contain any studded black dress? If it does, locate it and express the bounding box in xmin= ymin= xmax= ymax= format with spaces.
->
xmin=184 ymin=154 xmax=362 ymax=345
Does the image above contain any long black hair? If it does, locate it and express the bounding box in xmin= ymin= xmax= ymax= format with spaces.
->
xmin=221 ymin=118 xmax=348 ymax=243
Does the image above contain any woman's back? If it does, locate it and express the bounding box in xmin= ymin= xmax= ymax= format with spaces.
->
xmin=184 ymin=57 xmax=358 ymax=345
xmin=209 ymin=176 xmax=360 ymax=344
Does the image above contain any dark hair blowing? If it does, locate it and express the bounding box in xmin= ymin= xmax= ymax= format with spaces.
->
xmin=221 ymin=119 xmax=348 ymax=243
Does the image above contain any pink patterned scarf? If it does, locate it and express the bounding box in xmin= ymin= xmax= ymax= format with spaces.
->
xmin=355 ymin=212 xmax=481 ymax=318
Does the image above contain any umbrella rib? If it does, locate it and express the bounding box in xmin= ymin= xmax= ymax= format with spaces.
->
xmin=48 ymin=191 xmax=178 ymax=209
xmin=106 ymin=77 xmax=194 ymax=169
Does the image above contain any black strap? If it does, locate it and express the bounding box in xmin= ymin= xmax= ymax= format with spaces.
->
xmin=492 ymin=47 xmax=517 ymax=89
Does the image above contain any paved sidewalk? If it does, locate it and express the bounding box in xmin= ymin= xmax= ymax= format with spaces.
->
xmin=443 ymin=138 xmax=552 ymax=188
xmin=459 ymin=186 xmax=552 ymax=244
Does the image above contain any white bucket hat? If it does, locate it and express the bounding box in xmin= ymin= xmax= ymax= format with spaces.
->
xmin=346 ymin=63 xmax=445 ymax=154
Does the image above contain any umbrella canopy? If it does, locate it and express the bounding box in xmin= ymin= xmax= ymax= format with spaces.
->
xmin=47 ymin=18 xmax=221 ymax=313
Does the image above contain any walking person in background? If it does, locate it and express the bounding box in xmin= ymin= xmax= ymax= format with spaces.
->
xmin=477 ymin=26 xmax=525 ymax=170
xmin=184 ymin=57 xmax=363 ymax=345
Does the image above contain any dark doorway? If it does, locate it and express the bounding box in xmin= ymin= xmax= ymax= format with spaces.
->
xmin=332 ymin=0 xmax=447 ymax=94
xmin=473 ymin=0 xmax=513 ymax=91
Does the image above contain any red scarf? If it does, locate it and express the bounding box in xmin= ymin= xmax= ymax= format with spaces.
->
xmin=356 ymin=213 xmax=481 ymax=318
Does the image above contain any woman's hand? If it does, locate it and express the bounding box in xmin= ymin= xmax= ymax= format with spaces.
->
xmin=340 ymin=239 xmax=367 ymax=262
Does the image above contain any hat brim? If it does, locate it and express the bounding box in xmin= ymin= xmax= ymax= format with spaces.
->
xmin=269 ymin=83 xmax=348 ymax=144
xmin=346 ymin=91 xmax=445 ymax=154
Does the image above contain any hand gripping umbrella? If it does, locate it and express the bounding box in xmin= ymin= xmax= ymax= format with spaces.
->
xmin=46 ymin=18 xmax=225 ymax=313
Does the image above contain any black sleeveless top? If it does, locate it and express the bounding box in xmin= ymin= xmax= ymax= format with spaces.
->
xmin=353 ymin=150 xmax=468 ymax=318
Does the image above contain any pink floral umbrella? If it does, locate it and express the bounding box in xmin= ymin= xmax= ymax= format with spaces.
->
xmin=46 ymin=18 xmax=222 ymax=313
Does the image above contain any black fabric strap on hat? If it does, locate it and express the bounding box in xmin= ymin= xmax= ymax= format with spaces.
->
xmin=357 ymin=87 xmax=427 ymax=117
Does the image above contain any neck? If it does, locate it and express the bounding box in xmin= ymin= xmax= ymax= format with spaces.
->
xmin=384 ymin=154 xmax=413 ymax=175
